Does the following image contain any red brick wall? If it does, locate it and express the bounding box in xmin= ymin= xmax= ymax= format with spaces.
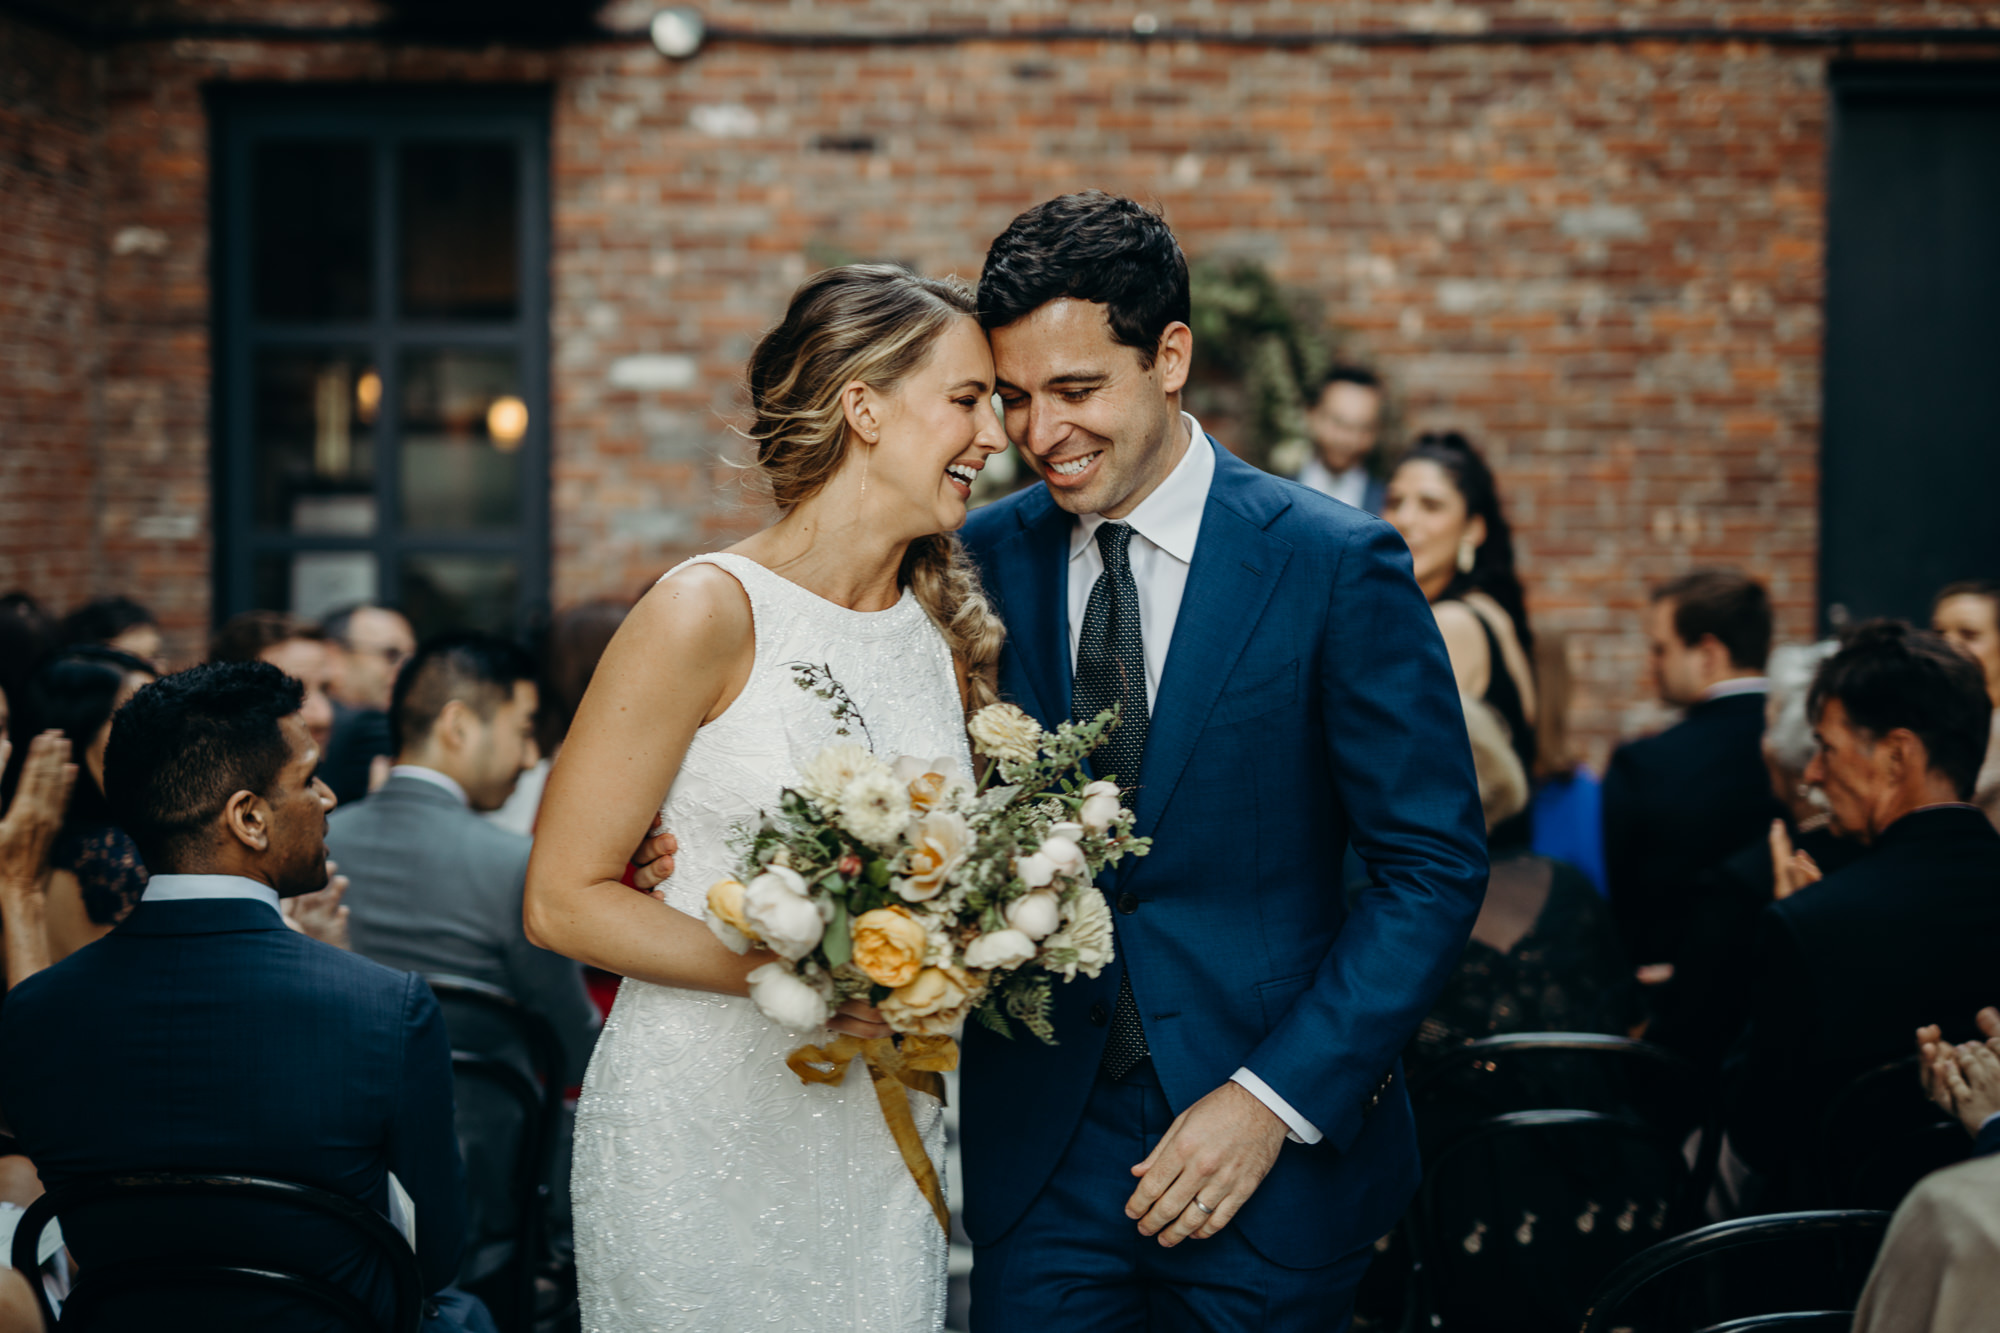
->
xmin=3 ymin=1 xmax=1992 ymax=760
xmin=0 ymin=16 xmax=102 ymax=621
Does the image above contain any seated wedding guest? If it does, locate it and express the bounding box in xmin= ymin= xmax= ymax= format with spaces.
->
xmin=0 ymin=730 xmax=75 ymax=988
xmin=1645 ymin=641 xmax=1861 ymax=1068
xmin=1409 ymin=696 xmax=1624 ymax=1070
xmin=21 ymin=647 xmax=156 ymax=960
xmin=487 ymin=599 xmax=628 ymax=838
xmin=57 ymin=595 xmax=162 ymax=669
xmin=1383 ymin=431 xmax=1538 ymax=785
xmin=1730 ymin=622 xmax=2000 ymax=1206
xmin=1931 ymin=579 xmax=2000 ymax=828
xmin=1295 ymin=364 xmax=1388 ymax=513
xmin=0 ymin=661 xmax=491 ymax=1332
xmin=210 ymin=610 xmax=337 ymax=752
xmin=318 ymin=604 xmax=416 ymax=806
xmin=1602 ymin=569 xmax=1780 ymax=970
xmin=1527 ymin=630 xmax=1606 ymax=895
xmin=326 ymin=633 xmax=598 ymax=1083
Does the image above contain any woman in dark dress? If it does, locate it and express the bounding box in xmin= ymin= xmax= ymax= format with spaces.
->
xmin=1382 ymin=432 xmax=1539 ymax=790
xmin=20 ymin=647 xmax=156 ymax=961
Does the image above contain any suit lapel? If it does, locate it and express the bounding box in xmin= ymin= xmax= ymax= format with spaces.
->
xmin=990 ymin=489 xmax=1074 ymax=731
xmin=1133 ymin=446 xmax=1293 ymax=841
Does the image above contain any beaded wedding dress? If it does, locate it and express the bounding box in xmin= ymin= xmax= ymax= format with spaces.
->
xmin=572 ymin=553 xmax=966 ymax=1332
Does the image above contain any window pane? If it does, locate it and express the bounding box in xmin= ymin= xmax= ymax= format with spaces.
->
xmin=400 ymin=348 xmax=524 ymax=533
xmin=253 ymin=350 xmax=379 ymax=534
xmin=254 ymin=551 xmax=380 ymax=622
xmin=400 ymin=141 xmax=518 ymax=319
xmin=401 ymin=553 xmax=519 ymax=638
xmin=252 ymin=141 xmax=372 ymax=321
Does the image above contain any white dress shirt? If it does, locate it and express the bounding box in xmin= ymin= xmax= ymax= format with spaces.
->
xmin=139 ymin=873 xmax=282 ymax=917
xmin=1698 ymin=675 xmax=1768 ymax=703
xmin=389 ymin=764 xmax=470 ymax=807
xmin=1296 ymin=454 xmax=1370 ymax=511
xmin=1065 ymin=413 xmax=1323 ymax=1145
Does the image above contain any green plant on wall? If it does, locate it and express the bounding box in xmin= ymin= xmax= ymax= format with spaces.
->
xmin=1185 ymin=257 xmax=1336 ymax=474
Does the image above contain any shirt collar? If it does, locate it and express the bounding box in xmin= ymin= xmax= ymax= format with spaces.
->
xmin=1069 ymin=412 xmax=1215 ymax=564
xmin=389 ymin=764 xmax=469 ymax=807
xmin=1699 ymin=676 xmax=1769 ymax=703
xmin=140 ymin=874 xmax=282 ymax=915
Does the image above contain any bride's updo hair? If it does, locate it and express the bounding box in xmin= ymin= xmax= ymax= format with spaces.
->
xmin=745 ymin=263 xmax=1006 ymax=711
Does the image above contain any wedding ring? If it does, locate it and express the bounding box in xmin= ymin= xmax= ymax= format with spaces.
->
xmin=1191 ymin=1198 xmax=1215 ymax=1215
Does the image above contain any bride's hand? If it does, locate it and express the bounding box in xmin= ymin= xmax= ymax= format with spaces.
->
xmin=829 ymin=999 xmax=893 ymax=1041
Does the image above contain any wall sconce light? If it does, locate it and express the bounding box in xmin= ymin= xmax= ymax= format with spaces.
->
xmin=651 ymin=8 xmax=705 ymax=59
xmin=487 ymin=395 xmax=530 ymax=451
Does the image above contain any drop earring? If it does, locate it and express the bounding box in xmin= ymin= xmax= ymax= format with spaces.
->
xmin=1457 ymin=538 xmax=1477 ymax=574
xmin=860 ymin=439 xmax=871 ymax=497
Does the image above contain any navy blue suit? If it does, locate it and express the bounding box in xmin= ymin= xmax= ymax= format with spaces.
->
xmin=958 ymin=441 xmax=1488 ymax=1325
xmin=0 ymin=896 xmax=471 ymax=1330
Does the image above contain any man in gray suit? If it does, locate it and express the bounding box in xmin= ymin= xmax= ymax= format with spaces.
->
xmin=327 ymin=632 xmax=599 ymax=1082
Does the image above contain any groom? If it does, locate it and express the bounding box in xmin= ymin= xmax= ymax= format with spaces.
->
xmin=957 ymin=192 xmax=1488 ymax=1329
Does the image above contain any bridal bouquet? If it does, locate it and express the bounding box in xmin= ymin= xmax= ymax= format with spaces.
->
xmin=704 ymin=701 xmax=1149 ymax=1045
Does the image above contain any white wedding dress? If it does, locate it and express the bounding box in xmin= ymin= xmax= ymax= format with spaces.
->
xmin=572 ymin=553 xmax=966 ymax=1332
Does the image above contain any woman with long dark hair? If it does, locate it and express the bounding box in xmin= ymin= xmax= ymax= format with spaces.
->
xmin=1383 ymin=431 xmax=1539 ymax=780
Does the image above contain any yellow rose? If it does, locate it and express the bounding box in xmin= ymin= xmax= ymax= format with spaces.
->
xmin=707 ymin=879 xmax=754 ymax=936
xmin=851 ymin=907 xmax=928 ymax=989
xmin=881 ymin=965 xmax=979 ymax=1036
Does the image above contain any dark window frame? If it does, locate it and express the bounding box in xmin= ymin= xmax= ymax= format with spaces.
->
xmin=209 ymin=85 xmax=552 ymax=638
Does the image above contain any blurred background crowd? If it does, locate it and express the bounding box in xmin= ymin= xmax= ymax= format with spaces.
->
xmin=5 ymin=1 xmax=2000 ymax=1330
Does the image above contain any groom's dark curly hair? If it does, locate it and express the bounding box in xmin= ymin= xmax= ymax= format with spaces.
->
xmin=978 ymin=191 xmax=1190 ymax=368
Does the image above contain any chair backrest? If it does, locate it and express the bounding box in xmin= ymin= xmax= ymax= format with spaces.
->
xmin=8 ymin=1173 xmax=425 ymax=1333
xmin=1578 ymin=1209 xmax=1891 ymax=1333
xmin=1407 ymin=1109 xmax=1691 ymax=1333
xmin=1411 ymin=1032 xmax=1720 ymax=1226
xmin=425 ymin=974 xmax=563 ymax=1326
xmin=1818 ymin=1056 xmax=1969 ymax=1209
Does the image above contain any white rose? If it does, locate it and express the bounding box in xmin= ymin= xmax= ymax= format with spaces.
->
xmin=1078 ymin=781 xmax=1123 ymax=834
xmin=1036 ymin=834 xmax=1087 ymax=879
xmin=1004 ymin=890 xmax=1062 ymax=941
xmin=797 ymin=743 xmax=887 ymax=809
xmin=838 ymin=768 xmax=913 ymax=847
xmin=743 ymin=867 xmax=823 ymax=960
xmin=748 ymin=962 xmax=831 ymax=1031
xmin=1016 ymin=852 xmax=1057 ymax=889
xmin=963 ymin=928 xmax=1037 ymax=971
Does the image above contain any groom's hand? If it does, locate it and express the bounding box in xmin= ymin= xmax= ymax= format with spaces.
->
xmin=1126 ymin=1081 xmax=1287 ymax=1247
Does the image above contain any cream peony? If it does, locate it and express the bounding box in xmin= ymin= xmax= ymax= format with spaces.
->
xmin=967 ymin=703 xmax=1043 ymax=765
xmin=1044 ymin=887 xmax=1115 ymax=981
xmin=1016 ymin=852 xmax=1057 ymax=889
xmin=880 ymin=965 xmax=979 ymax=1036
xmin=891 ymin=754 xmax=964 ymax=812
xmin=894 ymin=811 xmax=971 ymax=902
xmin=748 ymin=962 xmax=831 ymax=1031
xmin=1004 ymin=889 xmax=1062 ymax=941
xmin=1036 ymin=831 xmax=1088 ymax=879
xmin=963 ymin=928 xmax=1037 ymax=971
xmin=851 ymin=907 xmax=927 ymax=988
xmin=797 ymin=743 xmax=887 ymax=810
xmin=1078 ymin=780 xmax=1122 ymax=834
xmin=743 ymin=867 xmax=823 ymax=960
xmin=705 ymin=878 xmax=755 ymax=954
xmin=837 ymin=768 xmax=913 ymax=847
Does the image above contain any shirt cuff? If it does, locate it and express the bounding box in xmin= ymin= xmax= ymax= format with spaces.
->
xmin=1230 ymin=1068 xmax=1323 ymax=1145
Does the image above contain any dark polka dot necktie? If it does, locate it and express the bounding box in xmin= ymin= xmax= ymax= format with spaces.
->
xmin=1073 ymin=521 xmax=1151 ymax=1082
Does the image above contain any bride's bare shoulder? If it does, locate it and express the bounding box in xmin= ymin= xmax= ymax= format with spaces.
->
xmin=612 ymin=562 xmax=755 ymax=668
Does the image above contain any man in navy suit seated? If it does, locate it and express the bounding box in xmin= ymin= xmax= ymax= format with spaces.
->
xmin=0 ymin=660 xmax=492 ymax=1331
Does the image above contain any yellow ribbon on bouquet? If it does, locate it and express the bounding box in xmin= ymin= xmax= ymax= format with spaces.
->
xmin=786 ymin=1034 xmax=959 ymax=1233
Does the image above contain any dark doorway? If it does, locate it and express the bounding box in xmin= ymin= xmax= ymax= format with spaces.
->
xmin=1821 ymin=63 xmax=2000 ymax=630
xmin=210 ymin=88 xmax=551 ymax=641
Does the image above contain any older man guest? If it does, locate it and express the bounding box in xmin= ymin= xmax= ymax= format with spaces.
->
xmin=0 ymin=661 xmax=490 ymax=1331
xmin=1729 ymin=622 xmax=2000 ymax=1206
xmin=319 ymin=603 xmax=417 ymax=805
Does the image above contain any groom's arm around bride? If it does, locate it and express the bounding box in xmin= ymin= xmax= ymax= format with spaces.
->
xmin=957 ymin=191 xmax=1487 ymax=1330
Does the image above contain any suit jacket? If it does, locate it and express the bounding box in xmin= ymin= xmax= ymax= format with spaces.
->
xmin=327 ymin=775 xmax=600 ymax=1083
xmin=0 ymin=896 xmax=464 ymax=1327
xmin=1602 ymin=692 xmax=1783 ymax=966
xmin=1731 ymin=806 xmax=2000 ymax=1201
xmin=957 ymin=441 xmax=1489 ymax=1268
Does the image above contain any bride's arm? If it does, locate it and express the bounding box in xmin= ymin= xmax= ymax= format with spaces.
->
xmin=523 ymin=567 xmax=766 ymax=996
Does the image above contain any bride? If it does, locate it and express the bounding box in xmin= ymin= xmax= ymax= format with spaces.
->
xmin=524 ymin=264 xmax=1006 ymax=1331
